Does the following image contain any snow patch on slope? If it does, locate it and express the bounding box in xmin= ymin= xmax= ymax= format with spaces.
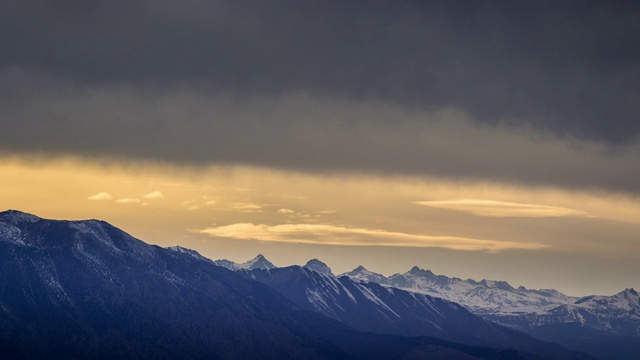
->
xmin=354 ymin=283 xmax=401 ymax=319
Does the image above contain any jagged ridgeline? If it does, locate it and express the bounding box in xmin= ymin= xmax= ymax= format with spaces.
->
xmin=216 ymin=251 xmax=640 ymax=359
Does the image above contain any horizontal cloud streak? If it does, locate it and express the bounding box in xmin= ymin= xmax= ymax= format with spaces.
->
xmin=115 ymin=198 xmax=141 ymax=204
xmin=196 ymin=223 xmax=548 ymax=252
xmin=87 ymin=192 xmax=112 ymax=201
xmin=415 ymin=199 xmax=591 ymax=218
xmin=143 ymin=191 xmax=164 ymax=199
xmin=228 ymin=203 xmax=263 ymax=212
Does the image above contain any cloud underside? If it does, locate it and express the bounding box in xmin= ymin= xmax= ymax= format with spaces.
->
xmin=197 ymin=223 xmax=548 ymax=252
xmin=416 ymin=199 xmax=590 ymax=218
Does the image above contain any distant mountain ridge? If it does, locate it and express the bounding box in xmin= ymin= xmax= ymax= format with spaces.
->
xmin=338 ymin=264 xmax=640 ymax=360
xmin=212 ymin=253 xmax=639 ymax=339
xmin=215 ymin=252 xmax=639 ymax=359
xmin=240 ymin=265 xmax=588 ymax=359
xmin=339 ymin=265 xmax=640 ymax=337
xmin=340 ymin=265 xmax=577 ymax=316
xmin=486 ymin=288 xmax=640 ymax=335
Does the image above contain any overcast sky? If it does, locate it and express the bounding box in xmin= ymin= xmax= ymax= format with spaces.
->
xmin=2 ymin=1 xmax=640 ymax=296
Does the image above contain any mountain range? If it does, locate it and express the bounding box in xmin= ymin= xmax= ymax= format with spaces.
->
xmin=1 ymin=210 xmax=585 ymax=360
xmin=217 ymin=253 xmax=640 ymax=359
xmin=336 ymin=263 xmax=639 ymax=328
xmin=238 ymin=265 xmax=582 ymax=359
xmin=341 ymin=265 xmax=577 ymax=316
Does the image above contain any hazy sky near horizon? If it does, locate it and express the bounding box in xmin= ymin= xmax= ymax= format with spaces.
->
xmin=2 ymin=1 xmax=640 ymax=296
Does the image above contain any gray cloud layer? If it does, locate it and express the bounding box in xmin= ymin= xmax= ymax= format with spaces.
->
xmin=3 ymin=0 xmax=640 ymax=142
xmin=2 ymin=0 xmax=640 ymax=192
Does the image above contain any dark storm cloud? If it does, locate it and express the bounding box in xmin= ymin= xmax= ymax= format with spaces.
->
xmin=2 ymin=0 xmax=640 ymax=143
xmin=2 ymin=0 xmax=640 ymax=193
xmin=3 ymin=76 xmax=640 ymax=193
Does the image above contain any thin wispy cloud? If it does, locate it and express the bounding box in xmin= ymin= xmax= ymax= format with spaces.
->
xmin=415 ymin=199 xmax=590 ymax=218
xmin=267 ymin=193 xmax=308 ymax=200
xmin=116 ymin=198 xmax=141 ymax=205
xmin=87 ymin=192 xmax=113 ymax=201
xmin=196 ymin=223 xmax=548 ymax=252
xmin=143 ymin=191 xmax=164 ymax=199
xmin=277 ymin=208 xmax=295 ymax=214
xmin=228 ymin=202 xmax=263 ymax=212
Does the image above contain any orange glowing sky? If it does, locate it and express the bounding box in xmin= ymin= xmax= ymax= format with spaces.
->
xmin=3 ymin=156 xmax=640 ymax=296
xmin=3 ymin=1 xmax=640 ymax=297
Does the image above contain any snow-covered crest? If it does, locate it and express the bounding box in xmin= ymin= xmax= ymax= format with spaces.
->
xmin=340 ymin=265 xmax=576 ymax=316
xmin=214 ymin=254 xmax=276 ymax=271
xmin=304 ymin=259 xmax=333 ymax=275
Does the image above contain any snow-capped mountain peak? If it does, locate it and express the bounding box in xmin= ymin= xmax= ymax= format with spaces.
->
xmin=242 ymin=254 xmax=276 ymax=270
xmin=214 ymin=254 xmax=276 ymax=271
xmin=304 ymin=259 xmax=333 ymax=275
xmin=340 ymin=266 xmax=388 ymax=283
